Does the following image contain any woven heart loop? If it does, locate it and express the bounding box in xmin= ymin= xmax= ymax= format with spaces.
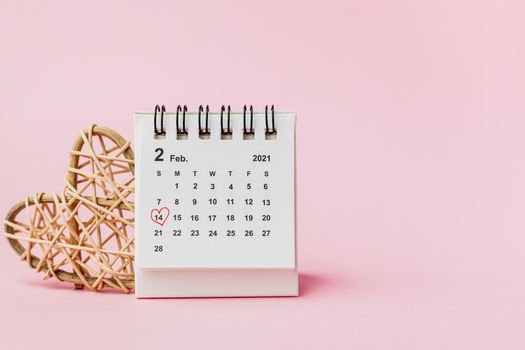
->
xmin=3 ymin=125 xmax=136 ymax=293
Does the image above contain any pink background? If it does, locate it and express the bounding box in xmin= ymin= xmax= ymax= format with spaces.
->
xmin=1 ymin=0 xmax=525 ymax=348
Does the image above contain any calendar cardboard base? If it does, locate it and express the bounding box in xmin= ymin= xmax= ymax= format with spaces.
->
xmin=135 ymin=269 xmax=298 ymax=298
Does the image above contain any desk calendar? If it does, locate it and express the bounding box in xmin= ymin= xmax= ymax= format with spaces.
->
xmin=134 ymin=105 xmax=297 ymax=298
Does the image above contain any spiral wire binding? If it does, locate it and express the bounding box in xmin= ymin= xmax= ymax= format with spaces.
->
xmin=198 ymin=105 xmax=210 ymax=135
xmin=153 ymin=105 xmax=278 ymax=136
xmin=265 ymin=105 xmax=277 ymax=135
xmin=243 ymin=105 xmax=254 ymax=135
xmin=176 ymin=105 xmax=188 ymax=135
xmin=220 ymin=105 xmax=232 ymax=135
xmin=153 ymin=105 xmax=166 ymax=136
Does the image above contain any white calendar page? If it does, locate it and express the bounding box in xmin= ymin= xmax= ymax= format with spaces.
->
xmin=134 ymin=111 xmax=296 ymax=269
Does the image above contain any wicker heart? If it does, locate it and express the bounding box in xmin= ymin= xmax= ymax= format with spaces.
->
xmin=3 ymin=125 xmax=135 ymax=292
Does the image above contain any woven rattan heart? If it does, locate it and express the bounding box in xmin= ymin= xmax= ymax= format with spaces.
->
xmin=3 ymin=125 xmax=135 ymax=292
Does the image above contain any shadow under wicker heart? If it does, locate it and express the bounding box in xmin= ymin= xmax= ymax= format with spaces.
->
xmin=3 ymin=125 xmax=135 ymax=293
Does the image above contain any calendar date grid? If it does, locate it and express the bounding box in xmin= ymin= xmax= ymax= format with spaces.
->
xmin=149 ymin=168 xmax=275 ymax=253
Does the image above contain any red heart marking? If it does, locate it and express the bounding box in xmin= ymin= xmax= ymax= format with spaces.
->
xmin=150 ymin=207 xmax=170 ymax=226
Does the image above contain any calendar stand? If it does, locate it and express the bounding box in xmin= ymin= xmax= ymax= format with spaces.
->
xmin=136 ymin=269 xmax=298 ymax=297
xmin=135 ymin=106 xmax=298 ymax=298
